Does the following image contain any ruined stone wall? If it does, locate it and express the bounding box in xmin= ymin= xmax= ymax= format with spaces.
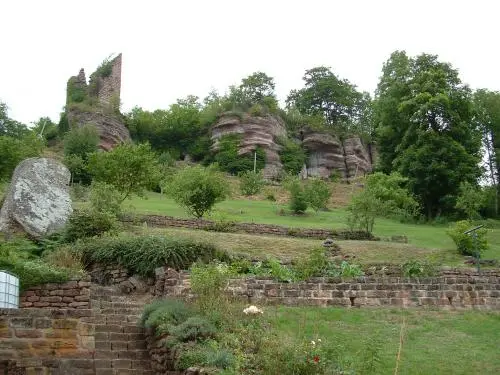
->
xmin=19 ymin=277 xmax=90 ymax=309
xmin=97 ymin=54 xmax=122 ymax=106
xmin=153 ymin=267 xmax=500 ymax=310
xmin=120 ymin=214 xmax=373 ymax=240
xmin=0 ymin=308 xmax=94 ymax=375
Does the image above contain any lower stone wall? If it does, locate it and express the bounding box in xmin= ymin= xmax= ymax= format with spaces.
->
xmin=0 ymin=308 xmax=94 ymax=374
xmin=20 ymin=277 xmax=91 ymax=309
xmin=153 ymin=267 xmax=500 ymax=310
xmin=120 ymin=214 xmax=373 ymax=240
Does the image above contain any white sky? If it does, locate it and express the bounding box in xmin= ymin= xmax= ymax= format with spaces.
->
xmin=1 ymin=0 xmax=499 ymax=125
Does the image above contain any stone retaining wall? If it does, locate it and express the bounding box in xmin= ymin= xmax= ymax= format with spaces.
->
xmin=120 ymin=214 xmax=373 ymax=240
xmin=153 ymin=267 xmax=500 ymax=310
xmin=20 ymin=277 xmax=91 ymax=309
xmin=0 ymin=308 xmax=94 ymax=374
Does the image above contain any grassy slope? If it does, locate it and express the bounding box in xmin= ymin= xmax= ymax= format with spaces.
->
xmin=271 ymin=307 xmax=500 ymax=375
xmin=142 ymin=227 xmax=464 ymax=265
xmin=125 ymin=192 xmax=499 ymax=261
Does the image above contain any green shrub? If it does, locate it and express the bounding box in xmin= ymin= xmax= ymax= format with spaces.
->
xmin=64 ymin=209 xmax=117 ymax=242
xmin=76 ymin=235 xmax=221 ymax=276
xmin=190 ymin=262 xmax=230 ymax=312
xmin=0 ymin=240 xmax=69 ymax=290
xmin=289 ymin=183 xmax=308 ymax=214
xmin=176 ymin=342 xmax=235 ymax=371
xmin=214 ymin=134 xmax=265 ymax=175
xmin=305 ymin=179 xmax=331 ymax=212
xmin=168 ymin=316 xmax=217 ymax=342
xmin=141 ymin=299 xmax=195 ymax=330
xmin=239 ymin=171 xmax=265 ymax=196
xmin=293 ymin=247 xmax=328 ymax=280
xmin=89 ymin=181 xmax=122 ymax=216
xmin=401 ymin=260 xmax=437 ymax=277
xmin=446 ymin=220 xmax=488 ymax=256
xmin=166 ymin=165 xmax=229 ymax=218
xmin=277 ymin=137 xmax=307 ymax=175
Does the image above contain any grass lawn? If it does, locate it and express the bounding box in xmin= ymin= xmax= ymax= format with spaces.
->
xmin=140 ymin=227 xmax=464 ymax=265
xmin=123 ymin=193 xmax=499 ymax=261
xmin=269 ymin=307 xmax=500 ymax=374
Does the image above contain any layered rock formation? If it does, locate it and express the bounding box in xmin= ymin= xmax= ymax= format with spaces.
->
xmin=212 ymin=113 xmax=287 ymax=179
xmin=0 ymin=158 xmax=72 ymax=238
xmin=65 ymin=54 xmax=130 ymax=150
xmin=302 ymin=130 xmax=375 ymax=179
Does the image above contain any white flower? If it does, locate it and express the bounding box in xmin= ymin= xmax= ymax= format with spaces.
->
xmin=317 ymin=339 xmax=322 ymax=343
xmin=311 ymin=340 xmax=316 ymax=346
xmin=243 ymin=305 xmax=264 ymax=315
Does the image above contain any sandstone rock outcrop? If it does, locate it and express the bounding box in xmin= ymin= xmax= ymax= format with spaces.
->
xmin=65 ymin=54 xmax=130 ymax=150
xmin=302 ymin=130 xmax=375 ymax=179
xmin=212 ymin=113 xmax=287 ymax=179
xmin=67 ymin=108 xmax=131 ymax=152
xmin=0 ymin=158 xmax=72 ymax=238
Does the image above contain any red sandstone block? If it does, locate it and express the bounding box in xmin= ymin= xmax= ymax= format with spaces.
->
xmin=67 ymin=309 xmax=92 ymax=318
xmin=95 ymin=340 xmax=111 ymax=350
xmin=33 ymin=302 xmax=50 ymax=308
xmin=63 ymin=289 xmax=80 ymax=297
xmin=20 ymin=302 xmax=33 ymax=308
xmin=96 ymin=370 xmax=113 ymax=375
xmin=111 ymin=341 xmax=128 ymax=350
xmin=49 ymin=290 xmax=64 ymax=296
xmin=61 ymin=281 xmax=78 ymax=289
xmin=128 ymin=333 xmax=145 ymax=341
xmin=23 ymin=291 xmax=36 ymax=297
xmin=95 ymin=351 xmax=119 ymax=359
xmin=40 ymin=296 xmax=63 ymax=303
xmin=14 ymin=328 xmax=42 ymax=338
xmin=112 ymin=359 xmax=132 ymax=369
xmin=75 ymin=295 xmax=90 ymax=302
xmin=95 ymin=359 xmax=112 ymax=368
xmin=127 ymin=341 xmax=146 ymax=350
xmin=109 ymin=333 xmax=128 ymax=341
xmin=96 ymin=324 xmax=122 ymax=333
xmin=69 ymin=302 xmax=90 ymax=308
xmin=131 ymin=360 xmax=152 ymax=369
xmin=122 ymin=326 xmax=142 ymax=334
xmin=52 ymin=319 xmax=78 ymax=329
xmin=62 ymin=297 xmax=75 ymax=303
xmin=26 ymin=296 xmax=40 ymax=302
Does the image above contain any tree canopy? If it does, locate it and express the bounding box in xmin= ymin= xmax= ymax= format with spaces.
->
xmin=373 ymin=52 xmax=482 ymax=218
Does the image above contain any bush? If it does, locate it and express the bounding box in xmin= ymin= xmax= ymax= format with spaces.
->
xmin=167 ymin=165 xmax=229 ymax=218
xmin=168 ymin=316 xmax=217 ymax=342
xmin=289 ymin=182 xmax=308 ymax=214
xmin=176 ymin=343 xmax=235 ymax=371
xmin=88 ymin=142 xmax=160 ymax=202
xmin=190 ymin=262 xmax=230 ymax=312
xmin=446 ymin=220 xmax=488 ymax=256
xmin=214 ymin=134 xmax=265 ymax=175
xmin=277 ymin=137 xmax=307 ymax=175
xmin=455 ymin=182 xmax=487 ymax=220
xmin=141 ymin=298 xmax=196 ymax=334
xmin=0 ymin=240 xmax=70 ymax=290
xmin=76 ymin=235 xmax=222 ymax=276
xmin=293 ymin=247 xmax=328 ymax=280
xmin=64 ymin=209 xmax=117 ymax=242
xmin=89 ymin=181 xmax=122 ymax=216
xmin=401 ymin=260 xmax=437 ymax=277
xmin=305 ymin=179 xmax=330 ymax=212
xmin=239 ymin=170 xmax=265 ymax=196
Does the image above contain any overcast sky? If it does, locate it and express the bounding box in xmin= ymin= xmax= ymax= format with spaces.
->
xmin=1 ymin=0 xmax=499 ymax=125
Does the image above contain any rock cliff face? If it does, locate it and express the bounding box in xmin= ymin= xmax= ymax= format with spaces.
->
xmin=302 ymin=130 xmax=375 ymax=179
xmin=67 ymin=109 xmax=131 ymax=152
xmin=212 ymin=113 xmax=287 ymax=179
xmin=0 ymin=158 xmax=72 ymax=238
xmin=65 ymin=54 xmax=130 ymax=150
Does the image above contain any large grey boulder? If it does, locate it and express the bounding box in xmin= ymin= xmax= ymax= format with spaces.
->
xmin=0 ymin=158 xmax=72 ymax=238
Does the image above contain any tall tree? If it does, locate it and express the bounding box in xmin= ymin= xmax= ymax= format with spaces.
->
xmin=286 ymin=66 xmax=368 ymax=134
xmin=373 ymin=52 xmax=482 ymax=218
